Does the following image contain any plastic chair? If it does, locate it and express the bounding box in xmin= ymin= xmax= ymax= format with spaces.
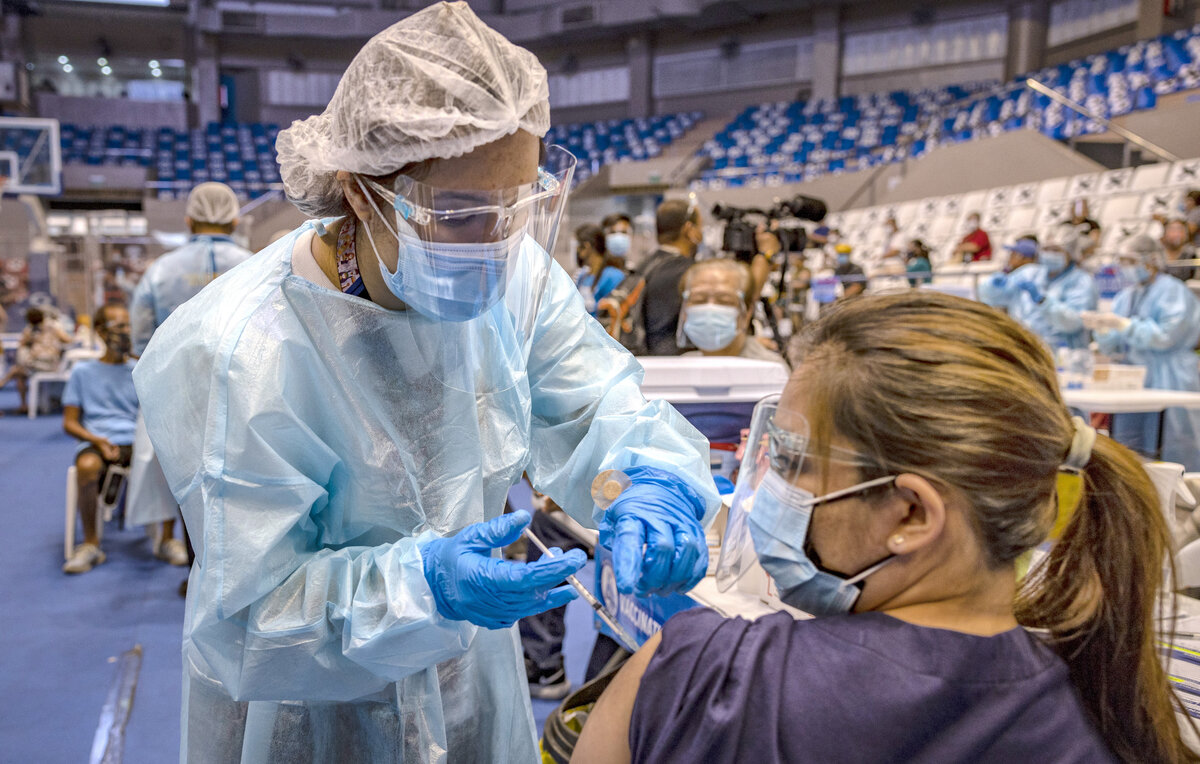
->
xmin=28 ymin=347 xmax=103 ymax=419
xmin=64 ymin=463 xmax=129 ymax=560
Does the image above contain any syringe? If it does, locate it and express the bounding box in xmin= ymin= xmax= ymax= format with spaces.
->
xmin=522 ymin=526 xmax=640 ymax=654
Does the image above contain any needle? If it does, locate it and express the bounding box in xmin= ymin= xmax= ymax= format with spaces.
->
xmin=523 ymin=526 xmax=640 ymax=653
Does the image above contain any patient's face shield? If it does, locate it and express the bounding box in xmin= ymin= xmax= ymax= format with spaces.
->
xmin=714 ymin=394 xmax=878 ymax=592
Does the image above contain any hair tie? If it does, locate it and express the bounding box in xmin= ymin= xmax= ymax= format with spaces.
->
xmin=1050 ymin=417 xmax=1096 ymax=540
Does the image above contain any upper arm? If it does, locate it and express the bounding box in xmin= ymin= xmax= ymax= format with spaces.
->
xmin=572 ymin=631 xmax=663 ymax=764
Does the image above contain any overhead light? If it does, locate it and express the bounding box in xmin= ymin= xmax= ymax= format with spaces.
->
xmin=101 ymin=66 xmax=112 ymax=75
xmin=62 ymin=64 xmax=74 ymax=73
xmin=151 ymin=68 xmax=162 ymax=77
xmin=97 ymin=57 xmax=108 ymax=66
xmin=57 ymin=55 xmax=69 ymax=65
xmin=149 ymin=60 xmax=159 ymax=69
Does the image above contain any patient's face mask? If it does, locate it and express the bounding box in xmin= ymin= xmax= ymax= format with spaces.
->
xmin=717 ymin=395 xmax=898 ymax=616
xmin=106 ymin=330 xmax=132 ymax=356
xmin=682 ymin=304 xmax=740 ymax=351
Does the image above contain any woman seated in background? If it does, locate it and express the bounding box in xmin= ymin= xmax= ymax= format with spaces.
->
xmin=0 ymin=307 xmax=72 ymax=414
xmin=575 ymin=291 xmax=1195 ymax=764
xmin=574 ymin=223 xmax=626 ymax=316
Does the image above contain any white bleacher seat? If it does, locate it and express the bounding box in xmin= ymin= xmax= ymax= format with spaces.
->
xmin=983 ymin=208 xmax=1009 ymax=233
xmin=1139 ymin=188 xmax=1184 ymax=219
xmin=917 ymin=197 xmax=941 ymax=220
xmin=1096 ymin=192 xmax=1141 ymax=222
xmin=1097 ymin=167 xmax=1134 ymax=195
xmin=940 ymin=195 xmax=964 ymax=218
xmin=1101 ymin=219 xmax=1150 ymax=253
xmin=1066 ymin=172 xmax=1100 ymax=199
xmin=960 ymin=191 xmax=987 ymax=215
xmin=1130 ymin=162 xmax=1172 ymax=191
xmin=1035 ymin=200 xmax=1071 ymax=229
xmin=893 ymin=201 xmax=919 ymax=228
xmin=1005 ymin=206 xmax=1038 ymax=234
xmin=987 ymin=186 xmax=1018 ymax=209
xmin=1167 ymin=158 xmax=1200 ymax=187
xmin=1011 ymin=183 xmax=1039 ymax=206
xmin=1037 ymin=177 xmax=1070 ymax=206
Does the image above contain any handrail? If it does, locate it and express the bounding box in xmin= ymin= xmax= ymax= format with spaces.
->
xmin=237 ymin=186 xmax=284 ymax=216
xmin=1023 ymin=78 xmax=1180 ymax=163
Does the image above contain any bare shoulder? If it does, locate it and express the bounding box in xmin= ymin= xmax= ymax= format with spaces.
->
xmin=570 ymin=631 xmax=663 ymax=764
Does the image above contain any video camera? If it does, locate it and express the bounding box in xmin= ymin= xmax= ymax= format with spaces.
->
xmin=711 ymin=194 xmax=828 ymax=261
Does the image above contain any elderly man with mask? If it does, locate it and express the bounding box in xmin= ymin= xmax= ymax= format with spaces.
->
xmin=132 ymin=4 xmax=719 ymax=762
xmin=678 ymin=259 xmax=784 ymax=364
xmin=1086 ymin=234 xmax=1200 ymax=470
xmin=978 ymin=225 xmax=1098 ymax=350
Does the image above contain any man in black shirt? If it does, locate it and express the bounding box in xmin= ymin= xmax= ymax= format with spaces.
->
xmin=641 ymin=199 xmax=703 ymax=355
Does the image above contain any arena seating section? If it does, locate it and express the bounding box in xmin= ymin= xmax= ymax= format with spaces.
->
xmin=693 ymin=24 xmax=1200 ymax=190
xmin=32 ymin=25 xmax=1200 ymax=204
xmin=823 ymin=157 xmax=1200 ymax=294
xmin=51 ymin=111 xmax=705 ymax=199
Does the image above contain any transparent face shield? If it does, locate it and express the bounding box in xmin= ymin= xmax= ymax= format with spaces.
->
xmin=346 ymin=145 xmax=576 ymax=394
xmin=357 ymin=144 xmax=576 ymax=325
xmin=715 ymin=394 xmax=890 ymax=593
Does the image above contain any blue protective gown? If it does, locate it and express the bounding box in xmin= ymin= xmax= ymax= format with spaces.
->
xmin=133 ymin=221 xmax=719 ymax=763
xmin=130 ymin=235 xmax=255 ymax=356
xmin=127 ymin=234 xmax=254 ymax=528
xmin=977 ymin=263 xmax=1098 ymax=350
xmin=1095 ymin=272 xmax=1200 ymax=470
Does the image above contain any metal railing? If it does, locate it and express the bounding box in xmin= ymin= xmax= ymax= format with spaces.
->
xmin=1023 ymin=77 xmax=1180 ymax=164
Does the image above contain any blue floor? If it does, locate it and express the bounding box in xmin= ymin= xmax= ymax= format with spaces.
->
xmin=0 ymin=387 xmax=596 ymax=761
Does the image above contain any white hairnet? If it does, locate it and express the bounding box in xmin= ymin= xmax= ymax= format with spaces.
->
xmin=186 ymin=182 xmax=240 ymax=225
xmin=1043 ymin=224 xmax=1086 ymax=261
xmin=276 ymin=1 xmax=551 ymax=218
xmin=1122 ymin=233 xmax=1166 ymax=268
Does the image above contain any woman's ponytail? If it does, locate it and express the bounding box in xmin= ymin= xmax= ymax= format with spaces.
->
xmin=1016 ymin=435 xmax=1199 ymax=763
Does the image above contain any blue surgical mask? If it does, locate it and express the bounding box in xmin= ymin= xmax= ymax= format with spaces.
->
xmin=1120 ymin=264 xmax=1150 ymax=287
xmin=683 ymin=304 xmax=740 ymax=351
xmin=748 ymin=470 xmax=897 ymax=615
xmin=605 ymin=231 xmax=631 ymax=257
xmin=1039 ymin=251 xmax=1067 ymax=274
xmin=836 ymin=254 xmax=850 ymax=266
xmin=375 ymin=230 xmax=522 ymax=322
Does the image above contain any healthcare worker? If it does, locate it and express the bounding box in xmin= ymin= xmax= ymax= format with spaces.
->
xmin=127 ymin=182 xmax=254 ymax=563
xmin=1087 ymin=234 xmax=1200 ymax=470
xmin=130 ymin=182 xmax=254 ymax=356
xmin=978 ymin=225 xmax=1098 ymax=349
xmin=133 ymin=4 xmax=718 ymax=762
xmin=574 ymin=292 xmax=1194 ymax=763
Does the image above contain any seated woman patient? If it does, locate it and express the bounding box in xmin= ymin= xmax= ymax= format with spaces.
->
xmin=574 ymin=291 xmax=1197 ymax=764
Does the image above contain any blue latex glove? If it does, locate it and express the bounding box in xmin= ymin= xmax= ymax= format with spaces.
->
xmin=1017 ymin=280 xmax=1043 ymax=303
xmin=422 ymin=510 xmax=586 ymax=629
xmin=599 ymin=465 xmax=707 ymax=597
xmin=990 ymin=273 xmax=1007 ymax=288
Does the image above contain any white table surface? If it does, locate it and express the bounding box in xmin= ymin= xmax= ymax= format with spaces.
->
xmin=1062 ymin=388 xmax=1200 ymax=414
